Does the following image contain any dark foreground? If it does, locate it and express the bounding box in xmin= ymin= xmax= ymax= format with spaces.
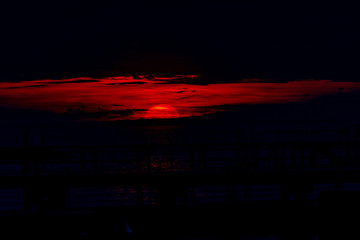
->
xmin=1 ymin=139 xmax=360 ymax=239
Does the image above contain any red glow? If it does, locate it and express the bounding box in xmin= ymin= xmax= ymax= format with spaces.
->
xmin=145 ymin=104 xmax=180 ymax=119
xmin=0 ymin=75 xmax=360 ymax=121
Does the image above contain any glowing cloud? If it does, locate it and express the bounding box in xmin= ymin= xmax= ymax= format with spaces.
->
xmin=145 ymin=104 xmax=180 ymax=119
xmin=0 ymin=75 xmax=360 ymax=121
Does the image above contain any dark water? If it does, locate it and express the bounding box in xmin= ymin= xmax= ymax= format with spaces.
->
xmin=0 ymin=122 xmax=359 ymax=239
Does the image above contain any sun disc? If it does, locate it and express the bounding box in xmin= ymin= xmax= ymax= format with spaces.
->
xmin=145 ymin=104 xmax=180 ymax=119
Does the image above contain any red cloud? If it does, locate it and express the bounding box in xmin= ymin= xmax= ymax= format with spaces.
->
xmin=0 ymin=76 xmax=359 ymax=120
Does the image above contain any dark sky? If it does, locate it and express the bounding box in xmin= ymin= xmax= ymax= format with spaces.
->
xmin=1 ymin=2 xmax=360 ymax=146
xmin=1 ymin=2 xmax=360 ymax=81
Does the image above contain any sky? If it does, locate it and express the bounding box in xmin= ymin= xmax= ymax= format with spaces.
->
xmin=1 ymin=2 xmax=359 ymax=81
xmin=1 ymin=75 xmax=360 ymax=121
xmin=0 ymin=2 xmax=359 ymax=145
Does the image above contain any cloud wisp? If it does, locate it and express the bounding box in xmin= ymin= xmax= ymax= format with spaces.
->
xmin=1 ymin=75 xmax=360 ymax=121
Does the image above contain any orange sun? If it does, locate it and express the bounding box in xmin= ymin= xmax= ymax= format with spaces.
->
xmin=145 ymin=104 xmax=180 ymax=119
